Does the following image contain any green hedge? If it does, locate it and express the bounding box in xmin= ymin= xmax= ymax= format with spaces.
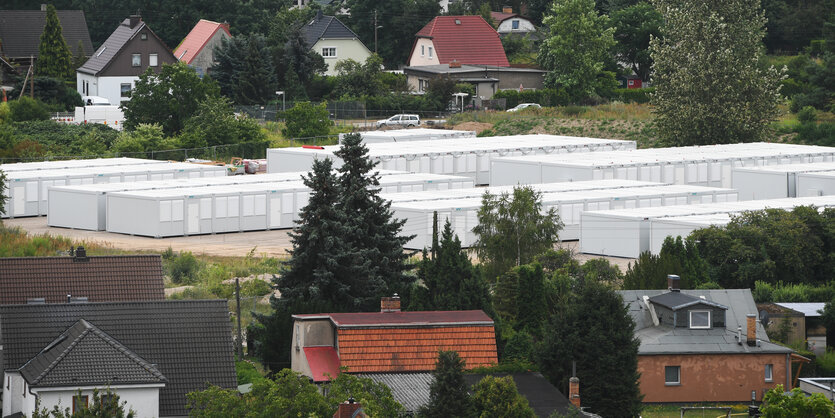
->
xmin=492 ymin=88 xmax=570 ymax=109
xmin=614 ymin=87 xmax=654 ymax=104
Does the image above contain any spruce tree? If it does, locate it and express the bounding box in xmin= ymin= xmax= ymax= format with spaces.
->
xmin=237 ymin=34 xmax=277 ymax=105
xmin=420 ymin=350 xmax=474 ymax=418
xmin=335 ymin=133 xmax=414 ymax=311
xmin=37 ymin=4 xmax=74 ymax=80
xmin=72 ymin=40 xmax=86 ymax=71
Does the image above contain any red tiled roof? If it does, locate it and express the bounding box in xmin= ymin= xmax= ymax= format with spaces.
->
xmin=412 ymin=16 xmax=509 ymax=67
xmin=174 ymin=19 xmax=231 ymax=64
xmin=490 ymin=11 xmax=518 ymax=23
xmin=0 ymin=255 xmax=165 ymax=304
xmin=304 ymin=346 xmax=341 ymax=382
xmin=295 ymin=310 xmax=494 ymax=327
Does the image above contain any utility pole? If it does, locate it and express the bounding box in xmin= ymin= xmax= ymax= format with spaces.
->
xmin=30 ymin=55 xmax=34 ymax=98
xmin=236 ymin=278 xmax=243 ymax=361
xmin=374 ymin=10 xmax=378 ymax=53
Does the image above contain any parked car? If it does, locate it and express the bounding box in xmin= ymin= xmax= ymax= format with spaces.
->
xmin=507 ymin=103 xmax=541 ymax=112
xmin=376 ymin=114 xmax=421 ymax=128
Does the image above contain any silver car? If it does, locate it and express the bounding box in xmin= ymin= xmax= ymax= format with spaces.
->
xmin=376 ymin=114 xmax=421 ymax=128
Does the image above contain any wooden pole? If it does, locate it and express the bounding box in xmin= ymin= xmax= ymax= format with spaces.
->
xmin=30 ymin=55 xmax=34 ymax=98
xmin=236 ymin=278 xmax=244 ymax=360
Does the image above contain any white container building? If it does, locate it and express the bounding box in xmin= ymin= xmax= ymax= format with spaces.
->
xmin=3 ymin=163 xmax=227 ymax=218
xmin=0 ymin=157 xmax=165 ymax=173
xmin=268 ymin=135 xmax=637 ymax=184
xmin=338 ymin=128 xmax=476 ymax=144
xmin=392 ymin=184 xmax=737 ymax=249
xmin=648 ymin=214 xmax=733 ymax=255
xmin=490 ymin=143 xmax=835 ymax=187
xmin=796 ymin=171 xmax=835 ymax=197
xmin=732 ymin=162 xmax=835 ymax=200
xmin=580 ymin=196 xmax=835 ymax=258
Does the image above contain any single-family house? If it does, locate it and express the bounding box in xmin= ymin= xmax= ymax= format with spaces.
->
xmin=620 ymin=276 xmax=806 ymax=403
xmin=1 ymin=300 xmax=236 ymax=418
xmin=0 ymin=248 xmax=164 ymax=304
xmin=76 ymin=15 xmax=177 ymax=105
xmin=758 ymin=302 xmax=827 ymax=355
xmin=301 ymin=11 xmax=372 ymax=76
xmin=408 ymin=16 xmax=509 ymax=67
xmin=0 ymin=5 xmax=94 ymax=74
xmin=174 ymin=19 xmax=232 ymax=76
xmin=403 ymin=63 xmax=544 ymax=99
xmin=490 ymin=8 xmax=537 ymax=37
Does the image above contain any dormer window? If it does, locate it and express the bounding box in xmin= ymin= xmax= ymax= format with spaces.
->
xmin=689 ymin=310 xmax=711 ymax=329
xmin=141 ymin=33 xmax=148 ymax=40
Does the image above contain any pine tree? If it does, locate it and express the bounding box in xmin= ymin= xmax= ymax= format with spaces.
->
xmin=334 ymin=133 xmax=414 ymax=311
xmin=420 ymin=350 xmax=474 ymax=418
xmin=71 ymin=40 xmax=86 ymax=71
xmin=237 ymin=34 xmax=277 ymax=105
xmin=37 ymin=4 xmax=74 ymax=80
xmin=650 ymin=0 xmax=784 ymax=145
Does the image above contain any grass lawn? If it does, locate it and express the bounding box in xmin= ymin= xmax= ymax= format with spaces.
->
xmin=641 ymin=404 xmax=750 ymax=418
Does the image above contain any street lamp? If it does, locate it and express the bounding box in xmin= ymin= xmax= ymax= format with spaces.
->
xmin=275 ymin=91 xmax=285 ymax=112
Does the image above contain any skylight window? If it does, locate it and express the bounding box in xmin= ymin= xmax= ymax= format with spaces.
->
xmin=96 ymin=46 xmax=106 ymax=57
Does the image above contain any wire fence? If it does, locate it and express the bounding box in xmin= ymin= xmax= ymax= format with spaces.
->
xmin=236 ymin=101 xmax=453 ymax=124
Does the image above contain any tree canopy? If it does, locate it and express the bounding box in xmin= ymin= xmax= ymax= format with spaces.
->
xmin=420 ymin=350 xmax=474 ymax=417
xmin=37 ymin=4 xmax=74 ymax=80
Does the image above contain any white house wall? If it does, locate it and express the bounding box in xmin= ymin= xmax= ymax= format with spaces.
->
xmin=27 ymin=385 xmax=162 ymax=418
xmin=496 ymin=18 xmax=536 ymax=34
xmin=408 ymin=38 xmax=440 ymax=66
xmin=2 ymin=372 xmax=25 ymax=418
xmin=76 ymin=75 xmax=139 ymax=106
xmin=188 ymin=29 xmax=231 ymax=76
xmin=311 ymin=38 xmax=372 ymax=76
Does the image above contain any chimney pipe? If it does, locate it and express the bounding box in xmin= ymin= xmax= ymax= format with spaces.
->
xmin=41 ymin=4 xmax=47 ymax=11
xmin=667 ymin=274 xmax=680 ymax=292
xmin=67 ymin=294 xmax=71 ymax=303
xmin=129 ymin=15 xmax=141 ymax=29
xmin=381 ymin=294 xmax=401 ymax=313
xmin=569 ymin=361 xmax=580 ymax=408
xmin=747 ymin=314 xmax=757 ymax=346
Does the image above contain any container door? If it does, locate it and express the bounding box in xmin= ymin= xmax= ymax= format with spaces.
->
xmin=14 ymin=186 xmax=25 ymax=215
xmin=187 ymin=202 xmax=199 ymax=233
xmin=269 ymin=195 xmax=282 ymax=228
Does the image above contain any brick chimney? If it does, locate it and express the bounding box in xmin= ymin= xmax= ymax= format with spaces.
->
xmin=381 ymin=294 xmax=401 ymax=313
xmin=333 ymin=398 xmax=363 ymax=418
xmin=449 ymin=60 xmax=462 ymax=68
xmin=667 ymin=274 xmax=680 ymax=292
xmin=569 ymin=376 xmax=580 ymax=408
xmin=747 ymin=314 xmax=757 ymax=346
xmin=502 ymin=5 xmax=513 ymax=13
xmin=129 ymin=15 xmax=141 ymax=29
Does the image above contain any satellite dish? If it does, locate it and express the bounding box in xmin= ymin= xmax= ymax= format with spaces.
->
xmin=759 ymin=310 xmax=770 ymax=326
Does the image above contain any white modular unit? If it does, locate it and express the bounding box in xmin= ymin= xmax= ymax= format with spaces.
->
xmin=2 ymin=163 xmax=226 ymax=218
xmin=490 ymin=142 xmax=835 ymax=188
xmin=797 ymin=171 xmax=835 ymax=197
xmin=268 ymin=134 xmax=637 ymax=184
xmin=392 ymin=184 xmax=737 ymax=249
xmin=649 ymin=214 xmax=733 ymax=255
xmin=339 ymin=128 xmax=476 ymax=144
xmin=580 ymin=196 xmax=835 ymax=258
xmin=0 ymin=157 xmax=164 ymax=173
xmin=732 ymin=162 xmax=835 ymax=200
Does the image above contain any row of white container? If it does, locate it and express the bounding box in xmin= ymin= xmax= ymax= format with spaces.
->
xmin=490 ymin=142 xmax=835 ymax=188
xmin=0 ymin=157 xmax=164 ymax=173
xmin=3 ymin=163 xmax=228 ymax=218
xmin=390 ymin=184 xmax=739 ymax=249
xmin=99 ymin=173 xmax=475 ymax=237
xmin=338 ymin=128 xmax=475 ymax=144
xmin=579 ymin=195 xmax=835 ymax=258
xmin=268 ymin=134 xmax=637 ymax=184
xmin=732 ymin=162 xmax=835 ymax=200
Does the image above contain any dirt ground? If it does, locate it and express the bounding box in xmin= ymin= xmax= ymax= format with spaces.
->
xmin=454 ymin=122 xmax=494 ymax=134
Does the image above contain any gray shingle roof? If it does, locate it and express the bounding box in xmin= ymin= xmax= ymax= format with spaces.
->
xmin=19 ymin=319 xmax=166 ymax=387
xmin=77 ymin=18 xmax=143 ymax=75
xmin=0 ymin=10 xmax=94 ymax=59
xmin=648 ymin=291 xmax=727 ymax=310
xmin=356 ymin=373 xmax=432 ymax=413
xmin=619 ymin=289 xmax=793 ymax=355
xmin=0 ymin=300 xmax=236 ymax=417
xmin=301 ymin=12 xmax=363 ymax=48
xmin=463 ymin=373 xmax=578 ymax=418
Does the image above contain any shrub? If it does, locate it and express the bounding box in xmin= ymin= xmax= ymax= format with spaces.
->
xmin=166 ymin=251 xmax=201 ymax=284
xmin=615 ymin=87 xmax=655 ymax=104
xmin=797 ymin=106 xmax=818 ymax=124
xmin=493 ymin=88 xmax=570 ymax=109
xmin=282 ymin=102 xmax=332 ymax=139
xmin=9 ymin=97 xmax=49 ymax=122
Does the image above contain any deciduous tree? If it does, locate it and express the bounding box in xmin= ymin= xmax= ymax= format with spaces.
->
xmin=471 ymin=376 xmax=536 ymax=418
xmin=761 ymin=385 xmax=834 ymax=417
xmin=37 ymin=5 xmax=73 ymax=80
xmin=610 ymin=2 xmax=662 ymax=81
xmin=282 ymin=102 xmax=332 ymax=139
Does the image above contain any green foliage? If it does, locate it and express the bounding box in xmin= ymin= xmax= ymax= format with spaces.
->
xmin=426 ymin=75 xmax=458 ymax=110
xmin=179 ymin=96 xmax=265 ymax=148
xmin=33 ymin=388 xmax=135 ymax=418
xmin=420 ymin=350 xmax=475 ymax=418
xmin=503 ymin=330 xmax=536 ymax=362
xmin=0 ymin=102 xmax=10 ymax=125
xmin=111 ymin=123 xmax=166 ymax=154
xmin=471 ymin=375 xmax=536 ymax=418
xmin=515 ymin=263 xmax=547 ymax=337
xmin=821 ymin=300 xmax=835 ymax=354
xmin=788 ymin=53 xmax=835 ymax=113
xmin=538 ymin=0 xmax=616 ymax=100
xmin=211 ymin=34 xmax=278 ymax=105
xmin=0 ymin=121 xmax=118 ymax=158
xmin=333 ymin=55 xmax=385 ymax=98
xmin=650 ymin=0 xmax=784 ymax=145
xmin=121 ymin=63 xmax=221 ymax=135
xmin=614 ymin=87 xmax=654 ymax=103
xmin=797 ymin=106 xmax=818 ymax=124
xmin=11 ymin=77 xmax=83 ymax=112
xmin=752 ymin=281 xmax=835 ymax=304
xmin=236 ymin=360 xmax=266 ymax=385
xmin=473 ymin=186 xmax=563 ymax=280
xmin=492 ymin=88 xmax=571 ymax=109
xmin=761 ymin=385 xmax=834 ymax=417
xmin=502 ymin=34 xmax=537 ymax=64
xmin=324 ymin=373 xmax=405 ymax=417
xmin=610 ymin=2 xmax=662 ymax=81
xmin=9 ymin=97 xmax=50 ymax=122
xmin=815 ymin=350 xmax=835 ymax=377
xmin=762 ymin=1 xmax=835 ymax=53
xmin=36 ymin=5 xmax=73 ymax=80
xmin=165 ymin=251 xmax=201 ymax=285
xmin=623 ymin=236 xmax=709 ymax=290
xmin=282 ymin=102 xmax=332 ymax=139
xmin=0 ymin=169 xmax=6 ymax=217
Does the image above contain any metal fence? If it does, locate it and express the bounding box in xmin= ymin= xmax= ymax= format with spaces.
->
xmin=235 ymin=100 xmax=452 ymax=124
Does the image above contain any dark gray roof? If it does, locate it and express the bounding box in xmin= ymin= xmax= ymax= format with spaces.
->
xmin=1 ymin=300 xmax=236 ymax=417
xmin=0 ymin=10 xmax=94 ymax=59
xmin=356 ymin=373 xmax=432 ymax=413
xmin=403 ymin=64 xmax=546 ymax=75
xmin=463 ymin=373 xmax=579 ymax=418
xmin=619 ymin=289 xmax=793 ymax=356
xmin=77 ymin=18 xmax=143 ymax=75
xmin=300 ymin=13 xmax=364 ymax=48
xmin=19 ymin=319 xmax=166 ymax=388
xmin=648 ymin=291 xmax=727 ymax=311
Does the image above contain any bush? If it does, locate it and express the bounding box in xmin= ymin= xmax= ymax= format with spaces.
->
xmin=282 ymin=101 xmax=332 ymax=139
xmin=9 ymin=97 xmax=49 ymax=122
xmin=797 ymin=106 xmax=818 ymax=124
xmin=0 ymin=102 xmax=10 ymax=124
xmin=9 ymin=120 xmax=118 ymax=155
xmin=10 ymin=77 xmax=82 ymax=111
xmin=493 ymin=88 xmax=570 ymax=109
xmin=165 ymin=251 xmax=201 ymax=284
xmin=614 ymin=87 xmax=655 ymax=104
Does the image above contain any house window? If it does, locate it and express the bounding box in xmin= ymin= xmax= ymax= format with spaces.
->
xmin=149 ymin=53 xmax=158 ymax=67
xmin=512 ymin=20 xmax=520 ymax=29
xmin=765 ymin=364 xmax=773 ymax=382
xmin=73 ymin=395 xmax=88 ymax=413
xmin=295 ymin=324 xmax=300 ymax=348
xmin=322 ymin=47 xmax=337 ymax=58
xmin=140 ymin=33 xmax=148 ymax=40
xmin=428 ymin=47 xmax=433 ymax=58
xmin=665 ymin=366 xmax=680 ymax=385
xmin=628 ymin=79 xmax=635 ymax=86
xmin=689 ymin=310 xmax=711 ymax=329
xmin=421 ymin=45 xmax=425 ymax=56
xmin=131 ymin=53 xmax=141 ymax=67
xmin=120 ymin=83 xmax=132 ymax=98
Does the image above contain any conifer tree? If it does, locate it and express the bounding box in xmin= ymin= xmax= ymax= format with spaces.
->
xmin=420 ymin=350 xmax=474 ymax=418
xmin=72 ymin=40 xmax=87 ymax=71
xmin=37 ymin=4 xmax=74 ymax=80
xmin=237 ymin=34 xmax=277 ymax=105
xmin=334 ymin=133 xmax=414 ymax=311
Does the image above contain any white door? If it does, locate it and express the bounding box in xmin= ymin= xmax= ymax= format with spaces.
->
xmin=269 ymin=196 xmax=282 ymax=228
xmin=187 ymin=202 xmax=199 ymax=234
xmin=13 ymin=186 xmax=25 ymax=215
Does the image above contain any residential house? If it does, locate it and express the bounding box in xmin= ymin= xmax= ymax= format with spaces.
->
xmin=403 ymin=63 xmax=544 ymax=99
xmin=490 ymin=7 xmax=537 ymax=37
xmin=0 ymin=249 xmax=164 ymax=304
xmin=0 ymin=5 xmax=94 ymax=74
xmin=758 ymin=302 xmax=827 ymax=355
xmin=174 ymin=19 xmax=232 ymax=76
xmin=1 ymin=300 xmax=236 ymax=417
xmin=76 ymin=15 xmax=177 ymax=105
xmin=301 ymin=11 xmax=372 ymax=76
xmin=620 ymin=276 xmax=804 ymax=403
xmin=408 ymin=16 xmax=509 ymax=67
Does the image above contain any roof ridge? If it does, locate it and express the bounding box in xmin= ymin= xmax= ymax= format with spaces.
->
xmin=24 ymin=321 xmax=92 ymax=385
xmin=84 ymin=320 xmax=167 ymax=382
